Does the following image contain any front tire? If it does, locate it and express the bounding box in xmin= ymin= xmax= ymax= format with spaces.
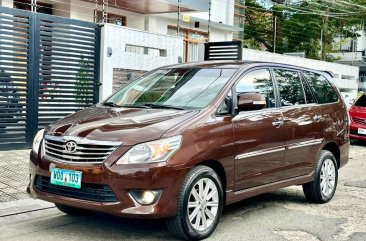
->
xmin=166 ymin=165 xmax=224 ymax=240
xmin=303 ymin=150 xmax=338 ymax=203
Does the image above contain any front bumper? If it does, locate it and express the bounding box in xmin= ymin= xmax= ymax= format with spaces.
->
xmin=350 ymin=122 xmax=366 ymax=141
xmin=27 ymin=149 xmax=190 ymax=219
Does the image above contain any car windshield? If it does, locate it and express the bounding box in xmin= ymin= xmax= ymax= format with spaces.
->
xmin=354 ymin=95 xmax=366 ymax=107
xmin=105 ymin=68 xmax=237 ymax=109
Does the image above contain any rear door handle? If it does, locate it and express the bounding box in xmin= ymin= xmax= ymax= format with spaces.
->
xmin=272 ymin=119 xmax=283 ymax=128
xmin=313 ymin=115 xmax=323 ymax=122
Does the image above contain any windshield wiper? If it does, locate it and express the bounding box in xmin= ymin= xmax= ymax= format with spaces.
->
xmin=103 ymin=102 xmax=151 ymax=109
xmin=103 ymin=102 xmax=184 ymax=110
xmin=103 ymin=101 xmax=121 ymax=107
xmin=142 ymin=103 xmax=186 ymax=110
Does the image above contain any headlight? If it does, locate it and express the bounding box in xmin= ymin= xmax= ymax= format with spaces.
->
xmin=32 ymin=129 xmax=45 ymax=154
xmin=116 ymin=135 xmax=182 ymax=164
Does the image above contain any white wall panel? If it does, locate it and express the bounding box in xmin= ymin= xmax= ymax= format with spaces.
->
xmin=100 ymin=24 xmax=184 ymax=100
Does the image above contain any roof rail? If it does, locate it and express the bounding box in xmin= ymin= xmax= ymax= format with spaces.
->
xmin=322 ymin=70 xmax=335 ymax=78
xmin=204 ymin=41 xmax=243 ymax=61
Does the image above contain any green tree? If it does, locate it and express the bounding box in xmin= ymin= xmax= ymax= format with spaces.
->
xmin=242 ymin=0 xmax=366 ymax=60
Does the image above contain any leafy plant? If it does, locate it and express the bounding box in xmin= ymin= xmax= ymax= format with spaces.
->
xmin=76 ymin=56 xmax=93 ymax=102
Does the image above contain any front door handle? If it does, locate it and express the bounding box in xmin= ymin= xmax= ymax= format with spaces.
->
xmin=272 ymin=119 xmax=283 ymax=128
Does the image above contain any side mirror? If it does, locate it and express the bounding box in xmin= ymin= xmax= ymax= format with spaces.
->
xmin=237 ymin=93 xmax=266 ymax=111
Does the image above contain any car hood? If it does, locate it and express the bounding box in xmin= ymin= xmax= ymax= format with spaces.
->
xmin=349 ymin=106 xmax=366 ymax=119
xmin=45 ymin=105 xmax=199 ymax=145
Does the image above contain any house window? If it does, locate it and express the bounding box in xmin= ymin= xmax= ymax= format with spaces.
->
xmin=126 ymin=45 xmax=167 ymax=57
xmin=96 ymin=12 xmax=126 ymax=26
xmin=168 ymin=26 xmax=208 ymax=63
xmin=14 ymin=0 xmax=53 ymax=15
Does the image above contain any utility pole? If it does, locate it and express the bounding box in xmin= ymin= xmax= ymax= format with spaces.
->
xmin=273 ymin=15 xmax=277 ymax=53
xmin=351 ymin=26 xmax=356 ymax=66
xmin=320 ymin=29 xmax=323 ymax=56
xmin=208 ymin=0 xmax=211 ymax=41
xmin=177 ymin=0 xmax=181 ymax=36
xmin=243 ymin=0 xmax=246 ymax=42
xmin=321 ymin=5 xmax=329 ymax=61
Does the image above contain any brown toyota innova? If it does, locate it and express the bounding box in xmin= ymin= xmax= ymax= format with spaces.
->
xmin=28 ymin=61 xmax=350 ymax=240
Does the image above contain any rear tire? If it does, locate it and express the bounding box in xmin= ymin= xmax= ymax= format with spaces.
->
xmin=55 ymin=203 xmax=91 ymax=216
xmin=166 ymin=165 xmax=224 ymax=240
xmin=303 ymin=150 xmax=338 ymax=203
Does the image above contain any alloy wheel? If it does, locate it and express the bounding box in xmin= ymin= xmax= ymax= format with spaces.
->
xmin=320 ymin=158 xmax=336 ymax=197
xmin=187 ymin=177 xmax=219 ymax=232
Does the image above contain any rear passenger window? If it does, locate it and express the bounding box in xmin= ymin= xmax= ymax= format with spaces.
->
xmin=302 ymin=81 xmax=316 ymax=104
xmin=303 ymin=72 xmax=338 ymax=104
xmin=236 ymin=69 xmax=276 ymax=108
xmin=274 ymin=69 xmax=305 ymax=106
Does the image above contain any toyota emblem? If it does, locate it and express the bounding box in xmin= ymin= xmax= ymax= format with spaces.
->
xmin=65 ymin=141 xmax=77 ymax=153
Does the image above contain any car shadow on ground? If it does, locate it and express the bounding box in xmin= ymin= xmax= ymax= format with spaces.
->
xmin=45 ymin=188 xmax=306 ymax=240
xmin=350 ymin=139 xmax=366 ymax=147
xmin=222 ymin=188 xmax=307 ymax=216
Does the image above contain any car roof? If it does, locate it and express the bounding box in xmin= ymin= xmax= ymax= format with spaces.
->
xmin=164 ymin=60 xmax=252 ymax=69
xmin=164 ymin=60 xmax=332 ymax=76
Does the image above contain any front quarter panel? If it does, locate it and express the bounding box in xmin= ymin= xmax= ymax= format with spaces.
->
xmin=167 ymin=112 xmax=236 ymax=192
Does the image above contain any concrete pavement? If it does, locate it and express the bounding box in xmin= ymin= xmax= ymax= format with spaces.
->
xmin=0 ymin=149 xmax=30 ymax=202
xmin=0 ymin=142 xmax=365 ymax=241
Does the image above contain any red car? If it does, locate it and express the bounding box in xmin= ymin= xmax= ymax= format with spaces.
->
xmin=349 ymin=94 xmax=366 ymax=141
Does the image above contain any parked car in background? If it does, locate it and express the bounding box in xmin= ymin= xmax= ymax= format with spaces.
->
xmin=349 ymin=93 xmax=366 ymax=141
xmin=28 ymin=61 xmax=350 ymax=240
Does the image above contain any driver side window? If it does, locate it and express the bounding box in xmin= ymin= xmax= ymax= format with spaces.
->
xmin=236 ymin=69 xmax=276 ymax=108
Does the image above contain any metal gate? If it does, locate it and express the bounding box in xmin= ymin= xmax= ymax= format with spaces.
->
xmin=0 ymin=6 xmax=100 ymax=150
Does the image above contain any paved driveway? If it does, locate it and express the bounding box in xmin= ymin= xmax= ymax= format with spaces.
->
xmin=0 ymin=149 xmax=29 ymax=202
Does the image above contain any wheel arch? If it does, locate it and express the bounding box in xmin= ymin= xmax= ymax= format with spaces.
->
xmin=322 ymin=142 xmax=340 ymax=169
xmin=197 ymin=160 xmax=227 ymax=204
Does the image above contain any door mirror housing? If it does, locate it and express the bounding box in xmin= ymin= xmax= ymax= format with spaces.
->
xmin=237 ymin=93 xmax=266 ymax=111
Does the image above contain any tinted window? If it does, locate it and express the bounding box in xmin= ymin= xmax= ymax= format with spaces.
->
xmin=274 ymin=69 xmax=305 ymax=106
xmin=302 ymin=80 xmax=316 ymax=104
xmin=303 ymin=71 xmax=338 ymax=104
xmin=236 ymin=69 xmax=276 ymax=108
xmin=355 ymin=95 xmax=366 ymax=107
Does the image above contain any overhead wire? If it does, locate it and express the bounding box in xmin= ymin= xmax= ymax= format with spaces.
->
xmin=3 ymin=0 xmax=362 ymax=55
xmin=243 ymin=24 xmax=322 ymax=45
xmin=242 ymin=28 xmax=315 ymax=54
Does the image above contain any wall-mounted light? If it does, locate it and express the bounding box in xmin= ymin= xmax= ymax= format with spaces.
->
xmin=107 ymin=47 xmax=112 ymax=57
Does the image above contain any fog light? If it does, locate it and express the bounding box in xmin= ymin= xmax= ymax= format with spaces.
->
xmin=142 ymin=191 xmax=155 ymax=204
xmin=130 ymin=190 xmax=162 ymax=205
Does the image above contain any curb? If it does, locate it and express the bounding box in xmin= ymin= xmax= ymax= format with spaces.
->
xmin=0 ymin=198 xmax=55 ymax=217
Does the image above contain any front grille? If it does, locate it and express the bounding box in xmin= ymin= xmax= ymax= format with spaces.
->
xmin=352 ymin=117 xmax=366 ymax=126
xmin=34 ymin=175 xmax=117 ymax=202
xmin=44 ymin=139 xmax=118 ymax=163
